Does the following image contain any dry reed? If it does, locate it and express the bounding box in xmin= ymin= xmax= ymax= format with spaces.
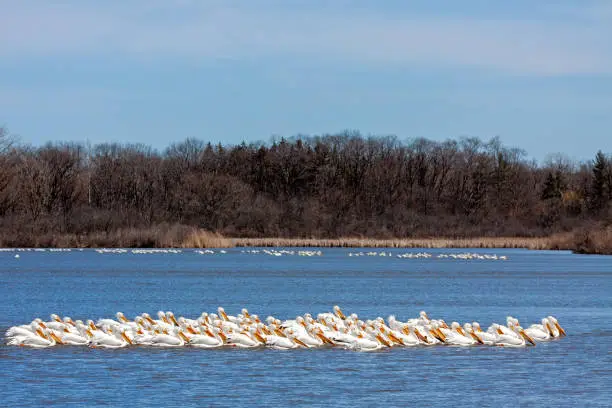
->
xmin=2 ymin=227 xmax=610 ymax=254
xmin=0 ymin=224 xmax=232 ymax=248
xmin=547 ymin=226 xmax=612 ymax=255
xmin=232 ymin=236 xmax=552 ymax=249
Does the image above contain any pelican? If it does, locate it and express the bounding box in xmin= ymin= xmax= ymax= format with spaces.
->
xmin=525 ymin=318 xmax=554 ymax=341
xmin=186 ymin=327 xmax=225 ymax=348
xmin=90 ymin=327 xmax=132 ymax=349
xmin=547 ymin=316 xmax=566 ymax=337
xmin=7 ymin=328 xmax=59 ymax=348
xmin=146 ymin=327 xmax=184 ymax=347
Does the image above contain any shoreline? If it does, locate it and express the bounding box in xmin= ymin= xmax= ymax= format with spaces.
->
xmin=231 ymin=237 xmax=551 ymax=249
xmin=1 ymin=228 xmax=610 ymax=254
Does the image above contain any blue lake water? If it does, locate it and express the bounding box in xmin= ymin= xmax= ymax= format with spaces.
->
xmin=1 ymin=248 xmax=611 ymax=407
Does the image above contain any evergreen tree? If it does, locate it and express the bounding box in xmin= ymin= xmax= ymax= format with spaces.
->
xmin=590 ymin=151 xmax=609 ymax=212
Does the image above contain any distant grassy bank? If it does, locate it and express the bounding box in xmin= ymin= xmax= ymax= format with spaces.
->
xmin=233 ymin=236 xmax=551 ymax=249
xmin=236 ymin=228 xmax=612 ymax=254
xmin=1 ymin=223 xmax=611 ymax=254
xmin=0 ymin=224 xmax=232 ymax=249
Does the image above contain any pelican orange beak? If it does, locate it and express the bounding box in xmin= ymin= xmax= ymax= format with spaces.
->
xmin=316 ymin=331 xmax=334 ymax=345
xmin=429 ymin=329 xmax=442 ymax=342
xmin=457 ymin=327 xmax=466 ymax=336
xmin=497 ymin=328 xmax=504 ymax=335
xmin=36 ymin=328 xmax=46 ymax=338
xmin=220 ymin=310 xmax=229 ymax=321
xmin=39 ymin=322 xmax=47 ymax=329
xmin=218 ymin=331 xmax=228 ymax=343
xmin=120 ymin=316 xmax=129 ymax=323
xmin=170 ymin=315 xmax=180 ymax=327
xmin=300 ymin=320 xmax=307 ymax=328
xmin=50 ymin=332 xmax=63 ymax=344
xmin=335 ymin=307 xmax=346 ymax=320
xmin=177 ymin=331 xmax=189 ymax=343
xmin=436 ymin=328 xmax=447 ymax=342
xmin=243 ymin=310 xmax=250 ymax=318
xmin=54 ymin=316 xmax=62 ymax=323
xmin=293 ymin=337 xmax=308 ymax=348
xmin=423 ymin=313 xmax=430 ymax=321
xmin=402 ymin=327 xmax=411 ymax=336
xmin=388 ymin=332 xmax=405 ymax=346
xmin=375 ymin=334 xmax=391 ymax=347
xmin=274 ymin=328 xmax=286 ymax=338
xmin=145 ymin=316 xmax=156 ymax=325
xmin=545 ymin=322 xmax=555 ymax=336
xmin=554 ymin=321 xmax=566 ymax=336
xmin=414 ymin=328 xmax=429 ymax=344
xmin=187 ymin=326 xmax=197 ymax=335
xmin=86 ymin=329 xmax=94 ymax=337
xmin=63 ymin=327 xmax=70 ymax=333
xmin=67 ymin=319 xmax=76 ymax=327
xmin=162 ymin=316 xmax=170 ymax=324
xmin=430 ymin=329 xmax=445 ymax=343
xmin=469 ymin=331 xmax=484 ymax=345
xmin=253 ymin=331 xmax=266 ymax=344
xmin=520 ymin=330 xmax=536 ymax=346
xmin=120 ymin=331 xmax=134 ymax=345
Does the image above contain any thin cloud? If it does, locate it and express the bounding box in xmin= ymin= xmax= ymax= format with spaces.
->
xmin=0 ymin=1 xmax=611 ymax=75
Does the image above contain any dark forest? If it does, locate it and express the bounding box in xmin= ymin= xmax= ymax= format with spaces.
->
xmin=1 ymin=126 xmax=611 ymax=249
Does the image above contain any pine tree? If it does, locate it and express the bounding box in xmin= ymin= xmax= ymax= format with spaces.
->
xmin=590 ymin=150 xmax=609 ymax=212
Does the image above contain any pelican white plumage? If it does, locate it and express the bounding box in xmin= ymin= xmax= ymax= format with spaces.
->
xmin=547 ymin=316 xmax=566 ymax=337
xmin=186 ymin=328 xmax=225 ymax=348
xmin=90 ymin=327 xmax=132 ymax=349
xmin=346 ymin=328 xmax=384 ymax=352
xmin=7 ymin=328 xmax=59 ymax=348
xmin=525 ymin=318 xmax=553 ymax=341
xmin=5 ymin=321 xmax=41 ymax=339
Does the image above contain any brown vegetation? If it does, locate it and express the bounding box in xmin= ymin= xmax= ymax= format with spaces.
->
xmin=547 ymin=225 xmax=612 ymax=255
xmin=1 ymin=126 xmax=611 ymax=253
xmin=233 ymin=237 xmax=551 ymax=249
xmin=0 ymin=223 xmax=232 ymax=248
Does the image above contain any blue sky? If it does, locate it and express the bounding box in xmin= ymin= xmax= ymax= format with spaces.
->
xmin=1 ymin=0 xmax=611 ymax=162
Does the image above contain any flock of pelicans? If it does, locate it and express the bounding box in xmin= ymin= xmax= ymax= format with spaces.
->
xmin=3 ymin=247 xmax=509 ymax=260
xmin=349 ymin=251 xmax=508 ymax=260
xmin=6 ymin=307 xmax=565 ymax=351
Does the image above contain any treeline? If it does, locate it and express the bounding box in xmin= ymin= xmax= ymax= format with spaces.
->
xmin=0 ymin=127 xmax=611 ymax=246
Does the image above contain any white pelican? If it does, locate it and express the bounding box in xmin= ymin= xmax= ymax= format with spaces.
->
xmin=6 ymin=321 xmax=42 ymax=338
xmin=345 ymin=328 xmax=384 ymax=352
xmin=7 ymin=328 xmax=59 ymax=348
xmin=525 ymin=318 xmax=554 ymax=341
xmin=224 ymin=327 xmax=260 ymax=348
xmin=439 ymin=322 xmax=475 ymax=346
xmin=186 ymin=326 xmax=225 ymax=348
xmin=145 ymin=327 xmax=184 ymax=347
xmin=90 ymin=327 xmax=132 ymax=349
xmin=263 ymin=329 xmax=300 ymax=350
xmin=547 ymin=316 xmax=566 ymax=337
